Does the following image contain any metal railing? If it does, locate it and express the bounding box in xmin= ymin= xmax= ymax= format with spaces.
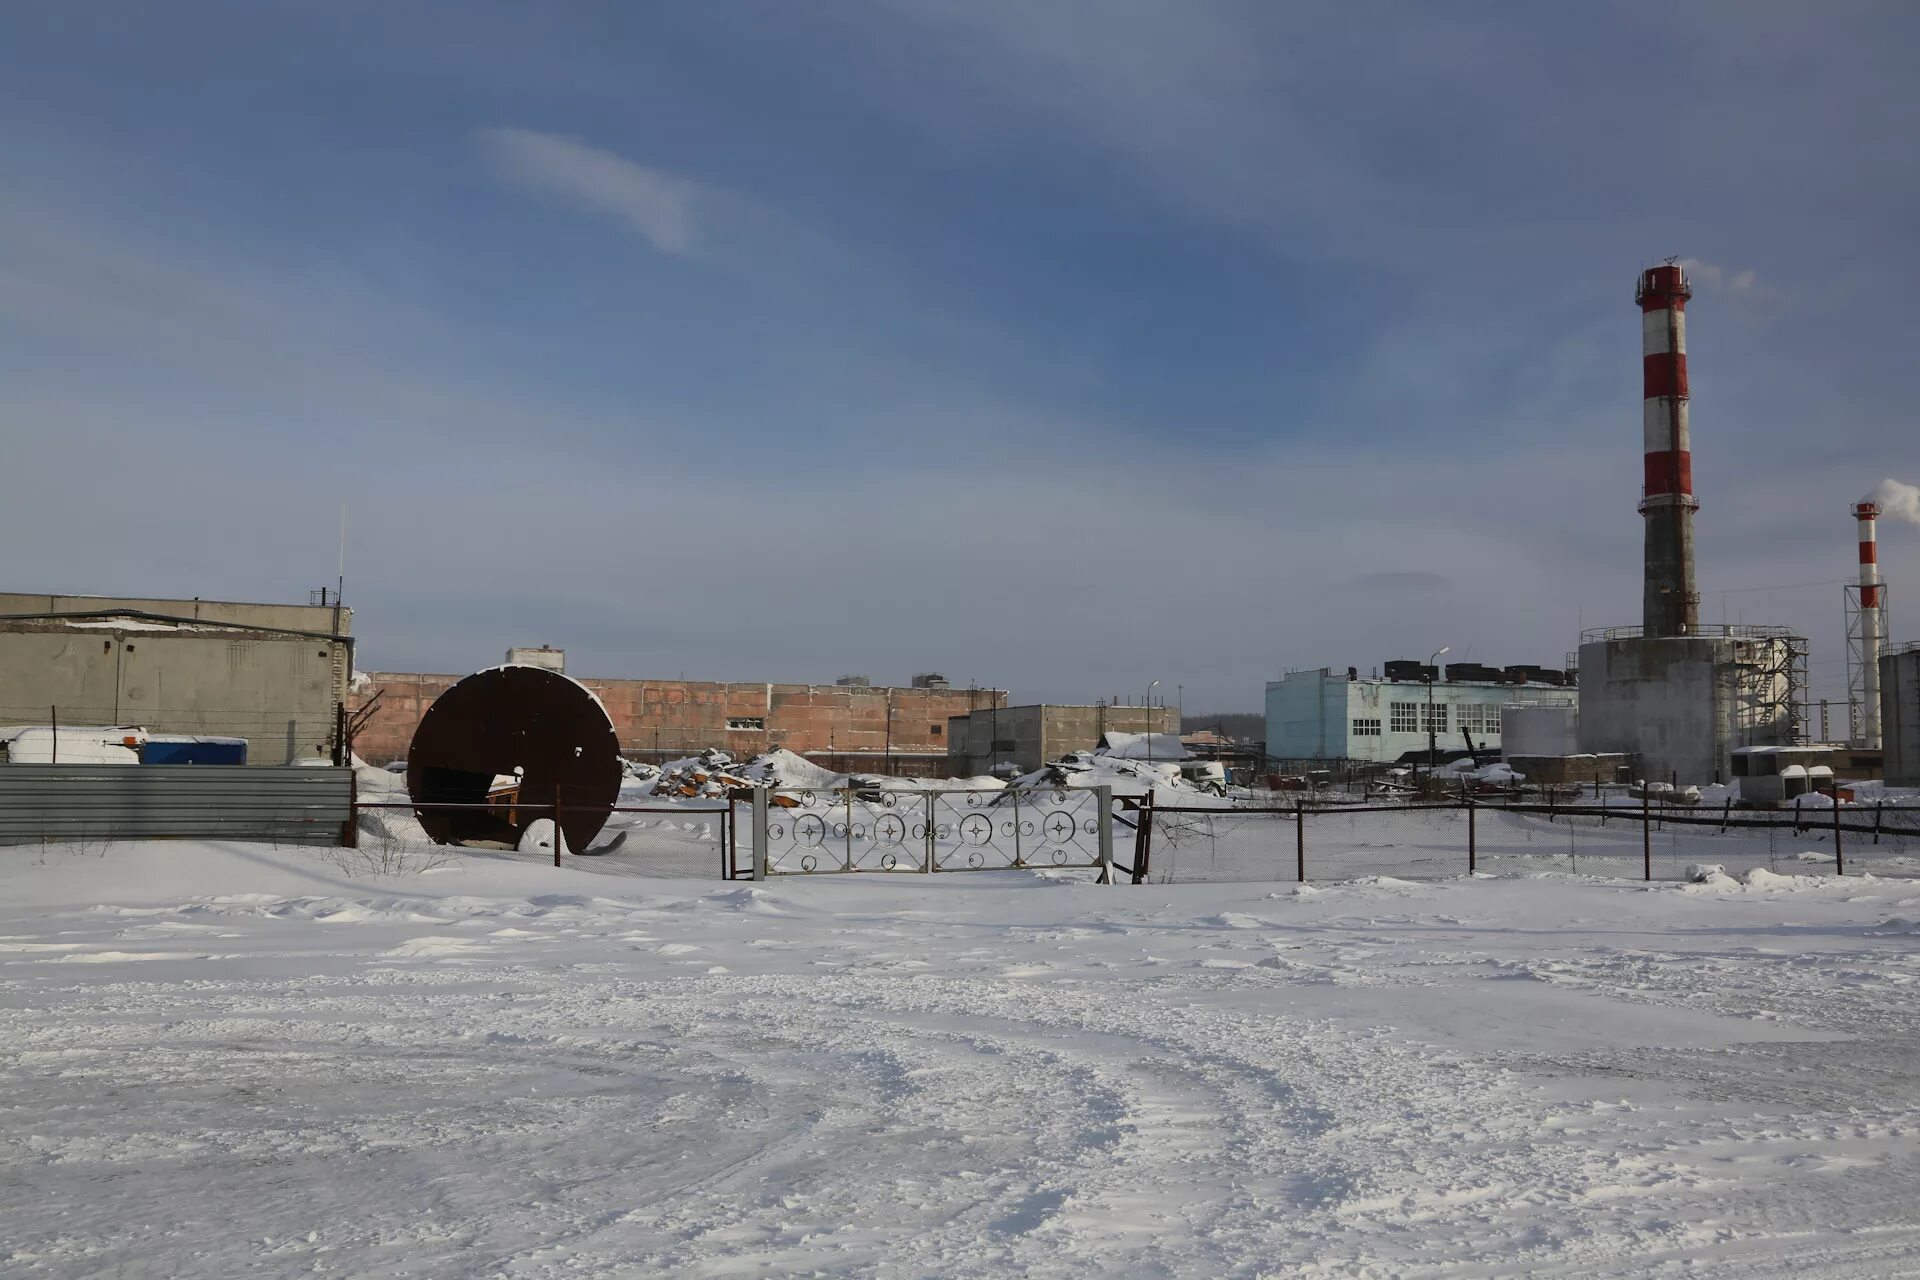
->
xmin=1581 ymin=623 xmax=1800 ymax=643
xmin=740 ymin=785 xmax=1115 ymax=879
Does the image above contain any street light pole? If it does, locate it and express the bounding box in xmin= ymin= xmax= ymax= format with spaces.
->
xmin=1426 ymin=646 xmax=1450 ymax=787
xmin=1147 ymin=680 xmax=1160 ymax=766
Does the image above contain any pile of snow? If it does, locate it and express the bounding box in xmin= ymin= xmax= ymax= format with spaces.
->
xmin=1633 ymin=780 xmax=1702 ymax=804
xmin=352 ymin=762 xmax=432 ymax=843
xmin=1010 ymin=752 xmax=1220 ymax=803
xmin=516 ymin=818 xmax=566 ymax=856
xmin=736 ymin=748 xmax=844 ymax=792
xmin=1685 ymin=864 xmax=1841 ymax=891
xmin=1096 ymin=730 xmax=1191 ymax=761
xmin=1440 ymin=759 xmax=1525 ymax=785
xmin=884 ymin=774 xmax=1006 ymax=793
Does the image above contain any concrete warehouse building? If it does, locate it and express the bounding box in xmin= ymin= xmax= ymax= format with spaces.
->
xmin=352 ymin=669 xmax=1003 ymax=775
xmin=945 ymin=703 xmax=1178 ymax=776
xmin=1265 ymin=664 xmax=1577 ymax=763
xmin=0 ymin=593 xmax=354 ymax=766
xmin=1884 ymin=644 xmax=1920 ymax=787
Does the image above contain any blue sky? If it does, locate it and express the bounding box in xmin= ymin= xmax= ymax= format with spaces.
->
xmin=1 ymin=2 xmax=1915 ymax=713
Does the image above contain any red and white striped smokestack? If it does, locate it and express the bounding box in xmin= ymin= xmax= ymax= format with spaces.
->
xmin=1638 ymin=262 xmax=1699 ymax=636
xmin=1856 ymin=499 xmax=1884 ymax=748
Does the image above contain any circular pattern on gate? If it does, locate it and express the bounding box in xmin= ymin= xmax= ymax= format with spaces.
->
xmin=793 ymin=814 xmax=828 ymax=848
xmin=959 ymin=814 xmax=994 ymax=846
xmin=1042 ymin=810 xmax=1077 ymax=845
xmin=875 ymin=813 xmax=907 ymax=846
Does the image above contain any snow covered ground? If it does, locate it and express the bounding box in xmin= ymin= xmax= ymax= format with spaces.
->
xmin=5 ymin=842 xmax=1920 ymax=1277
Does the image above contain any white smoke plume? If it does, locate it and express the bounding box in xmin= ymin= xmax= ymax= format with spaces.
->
xmin=1869 ymin=478 xmax=1920 ymax=525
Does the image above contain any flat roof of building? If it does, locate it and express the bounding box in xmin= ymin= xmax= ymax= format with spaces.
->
xmin=0 ymin=609 xmax=352 ymax=645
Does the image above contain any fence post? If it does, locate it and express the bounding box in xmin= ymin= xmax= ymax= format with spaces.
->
xmin=1467 ymin=795 xmax=1476 ymax=874
xmin=1833 ymin=793 xmax=1845 ymax=876
xmin=1642 ymin=786 xmax=1651 ymax=882
xmin=1135 ymin=789 xmax=1155 ymax=884
xmin=1295 ymin=799 xmax=1306 ymax=883
xmin=553 ymin=785 xmax=564 ymax=868
xmin=1095 ymin=785 xmax=1114 ymax=885
xmin=341 ymin=759 xmax=360 ymax=852
xmin=1011 ymin=786 xmax=1024 ymax=868
xmin=722 ymin=798 xmax=733 ymax=880
xmin=752 ymin=787 xmax=769 ymax=881
xmin=343 ymin=761 xmax=360 ymax=849
xmin=1874 ymin=801 xmax=1883 ymax=846
xmin=845 ymin=788 xmax=855 ymax=872
xmin=925 ymin=791 xmax=936 ymax=873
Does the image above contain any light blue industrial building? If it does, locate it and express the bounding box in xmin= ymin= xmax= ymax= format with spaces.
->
xmin=1265 ymin=666 xmax=1577 ymax=763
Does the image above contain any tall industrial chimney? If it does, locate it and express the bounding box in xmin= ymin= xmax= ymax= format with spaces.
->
xmin=1637 ymin=262 xmax=1698 ymax=636
xmin=1854 ymin=499 xmax=1884 ymax=748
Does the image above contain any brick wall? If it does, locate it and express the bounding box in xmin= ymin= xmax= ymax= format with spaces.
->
xmin=350 ymin=673 xmax=1007 ymax=771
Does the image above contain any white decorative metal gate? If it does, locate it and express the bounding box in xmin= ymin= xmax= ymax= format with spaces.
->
xmin=742 ymin=785 xmax=1113 ymax=878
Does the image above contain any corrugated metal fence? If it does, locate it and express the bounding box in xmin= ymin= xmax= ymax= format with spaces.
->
xmin=0 ymin=765 xmax=354 ymax=847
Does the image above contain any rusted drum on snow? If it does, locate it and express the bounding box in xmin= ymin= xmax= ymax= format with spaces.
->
xmin=406 ymin=666 xmax=620 ymax=853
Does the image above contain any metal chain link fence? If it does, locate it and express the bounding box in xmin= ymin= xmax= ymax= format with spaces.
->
xmin=1139 ymin=798 xmax=1920 ymax=885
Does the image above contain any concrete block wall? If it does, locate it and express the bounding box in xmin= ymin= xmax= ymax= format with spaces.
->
xmin=1504 ymin=754 xmax=1632 ymax=786
xmin=946 ymin=704 xmax=1177 ymax=775
xmin=0 ymin=623 xmax=347 ymax=765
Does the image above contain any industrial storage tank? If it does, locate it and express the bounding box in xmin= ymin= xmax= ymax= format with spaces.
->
xmin=1500 ymin=704 xmax=1579 ymax=757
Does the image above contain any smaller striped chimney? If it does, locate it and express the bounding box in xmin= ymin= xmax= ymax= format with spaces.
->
xmin=1855 ymin=500 xmax=1884 ymax=748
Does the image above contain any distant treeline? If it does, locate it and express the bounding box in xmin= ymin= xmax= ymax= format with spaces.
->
xmin=1180 ymin=712 xmax=1262 ymax=741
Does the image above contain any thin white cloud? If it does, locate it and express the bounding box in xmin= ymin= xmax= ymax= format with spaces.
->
xmin=1679 ymin=257 xmax=1762 ymax=295
xmin=477 ymin=127 xmax=698 ymax=255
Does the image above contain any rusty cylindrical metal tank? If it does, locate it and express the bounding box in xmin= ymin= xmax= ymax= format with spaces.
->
xmin=405 ymin=665 xmax=621 ymax=853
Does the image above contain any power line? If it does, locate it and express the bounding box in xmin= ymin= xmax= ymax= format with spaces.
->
xmin=1704 ymin=578 xmax=1849 ymax=596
